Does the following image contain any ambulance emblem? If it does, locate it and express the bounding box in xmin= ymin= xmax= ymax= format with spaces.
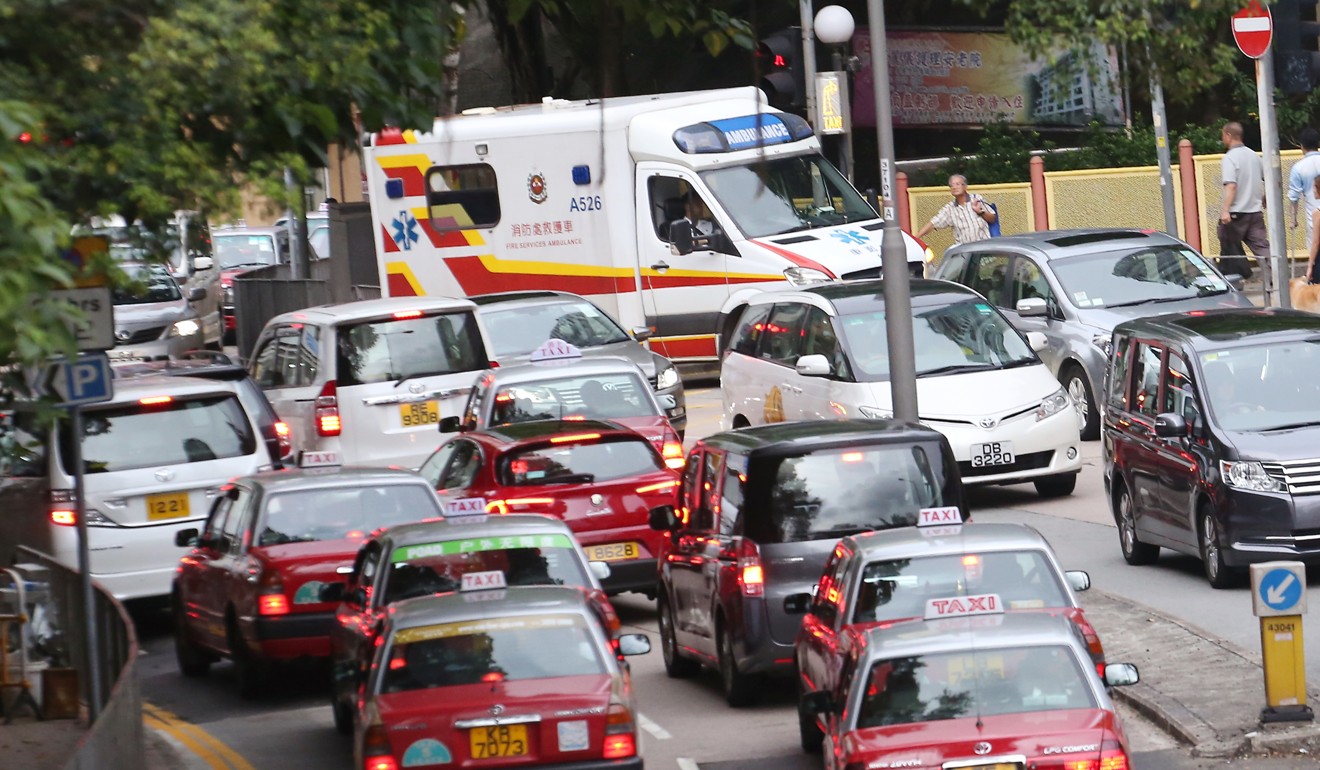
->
xmin=528 ymin=171 xmax=548 ymax=204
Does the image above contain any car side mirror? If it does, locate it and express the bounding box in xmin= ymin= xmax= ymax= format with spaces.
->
xmin=1065 ymin=570 xmax=1090 ymax=592
xmin=187 ymin=286 xmax=207 ymax=302
xmin=192 ymin=256 xmax=214 ymax=271
xmin=1025 ymin=331 xmax=1048 ymax=353
xmin=795 ymin=354 xmax=832 ymax=378
xmin=1103 ymin=662 xmax=1140 ymax=687
xmin=617 ymin=633 xmax=652 ymax=656
xmin=175 ymin=528 xmax=200 ymax=548
xmin=783 ymin=593 xmax=811 ymax=614
xmin=439 ymin=416 xmax=462 ymax=434
xmin=589 ymin=561 xmax=612 ymax=581
xmin=658 ymin=394 xmax=677 ymax=410
xmin=670 ymin=221 xmax=694 ymax=256
xmin=802 ymin=690 xmax=834 ymax=715
xmin=1015 ymin=297 xmax=1048 ymax=317
xmin=649 ymin=504 xmax=677 ymax=532
xmin=1154 ymin=413 xmax=1188 ymax=439
xmin=320 ymin=582 xmax=347 ymax=603
xmin=630 ymin=325 xmax=653 ymax=342
xmin=351 ymin=587 xmax=369 ymax=610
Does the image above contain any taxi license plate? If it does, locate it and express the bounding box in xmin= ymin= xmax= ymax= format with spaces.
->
xmin=962 ymin=764 xmax=1018 ymax=770
xmin=146 ymin=492 xmax=190 ymax=521
xmin=970 ymin=441 xmax=1014 ymax=468
xmin=585 ymin=542 xmax=640 ymax=562
xmin=469 ymin=724 xmax=528 ymax=759
xmin=400 ymin=401 xmax=440 ymax=428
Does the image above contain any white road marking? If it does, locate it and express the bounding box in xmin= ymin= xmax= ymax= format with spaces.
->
xmin=638 ymin=713 xmax=671 ymax=740
xmin=677 ymin=757 xmax=701 ymax=770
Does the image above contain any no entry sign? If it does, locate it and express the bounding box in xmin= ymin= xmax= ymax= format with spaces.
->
xmin=1232 ymin=0 xmax=1273 ymax=59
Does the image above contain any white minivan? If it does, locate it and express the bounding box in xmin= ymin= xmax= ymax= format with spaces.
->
xmin=249 ymin=297 xmax=492 ymax=469
xmin=0 ymin=373 xmax=278 ymax=600
xmin=720 ymin=279 xmax=1083 ymax=497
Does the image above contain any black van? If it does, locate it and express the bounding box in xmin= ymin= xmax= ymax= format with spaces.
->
xmin=647 ymin=419 xmax=966 ymax=706
xmin=1104 ymin=308 xmax=1320 ymax=588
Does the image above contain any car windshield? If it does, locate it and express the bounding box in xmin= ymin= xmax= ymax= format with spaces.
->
xmin=336 ymin=312 xmax=485 ymax=386
xmin=384 ymin=533 xmax=591 ymax=603
xmin=255 ymin=485 xmax=441 ymax=546
xmin=500 ymin=437 xmax=663 ymax=486
xmin=855 ymin=645 xmax=1095 ymax=728
xmin=113 ymin=265 xmax=182 ymax=305
xmin=853 ymin=550 xmax=1069 ymax=624
xmin=1197 ymin=340 xmax=1320 ymax=431
xmin=700 ymin=154 xmax=876 ymax=237
xmin=64 ymin=395 xmax=255 ymax=473
xmin=214 ymin=233 xmax=280 ymax=269
xmin=837 ymin=299 xmax=1037 ymax=381
xmin=745 ymin=445 xmax=952 ymax=543
xmin=1050 ymin=247 xmax=1230 ymax=309
xmin=491 ymin=372 xmax=658 ymax=425
xmin=479 ymin=300 xmax=630 ymax=358
xmin=380 ymin=614 xmax=606 ymax=693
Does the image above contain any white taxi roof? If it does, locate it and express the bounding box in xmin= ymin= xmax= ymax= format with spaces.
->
xmin=268 ymin=296 xmax=477 ymax=326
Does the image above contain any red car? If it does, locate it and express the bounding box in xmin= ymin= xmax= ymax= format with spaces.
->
xmin=791 ymin=521 xmax=1102 ymax=752
xmin=171 ymin=460 xmax=444 ymax=697
xmin=355 ymin=585 xmax=651 ymax=770
xmin=802 ymin=600 xmax=1140 ymax=770
xmin=418 ymin=419 xmax=679 ymax=596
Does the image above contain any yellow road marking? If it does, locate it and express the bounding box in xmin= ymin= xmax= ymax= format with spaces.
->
xmin=144 ymin=702 xmax=257 ymax=770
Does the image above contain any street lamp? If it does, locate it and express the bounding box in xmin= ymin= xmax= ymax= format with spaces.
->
xmin=813 ymin=5 xmax=856 ymax=182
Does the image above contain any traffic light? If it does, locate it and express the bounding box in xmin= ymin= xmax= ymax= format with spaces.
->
xmin=1274 ymin=0 xmax=1320 ymax=94
xmin=757 ymin=27 xmax=805 ymax=111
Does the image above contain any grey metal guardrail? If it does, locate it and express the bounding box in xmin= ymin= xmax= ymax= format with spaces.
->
xmin=13 ymin=546 xmax=143 ymax=770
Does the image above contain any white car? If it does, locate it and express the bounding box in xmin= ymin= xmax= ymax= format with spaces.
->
xmin=719 ymin=279 xmax=1082 ymax=497
xmin=249 ymin=297 xmax=492 ymax=469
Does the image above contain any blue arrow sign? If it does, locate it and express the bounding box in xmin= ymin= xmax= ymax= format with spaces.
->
xmin=1259 ymin=568 xmax=1303 ymax=612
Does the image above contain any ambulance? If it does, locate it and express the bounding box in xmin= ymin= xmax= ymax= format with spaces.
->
xmin=362 ymin=87 xmax=930 ymax=364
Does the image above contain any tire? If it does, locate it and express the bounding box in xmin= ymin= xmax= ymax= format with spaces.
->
xmin=1116 ymin=485 xmax=1159 ymax=566
xmin=227 ymin=615 xmax=266 ymax=699
xmin=717 ymin=623 xmax=761 ymax=708
xmin=1034 ymin=473 xmax=1077 ymax=498
xmin=657 ymin=593 xmax=699 ymax=678
xmin=1200 ymin=510 xmax=1240 ymax=589
xmin=731 ymin=416 xmax=750 ymax=430
xmin=1061 ymin=364 xmax=1099 ymax=440
xmin=332 ymin=693 xmax=354 ymax=735
xmin=172 ymin=595 xmax=214 ymax=678
xmin=797 ymin=681 xmax=824 ymax=753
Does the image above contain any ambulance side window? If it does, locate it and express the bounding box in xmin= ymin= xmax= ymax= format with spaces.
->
xmin=648 ymin=176 xmax=693 ymax=241
xmin=425 ymin=164 xmax=500 ymax=231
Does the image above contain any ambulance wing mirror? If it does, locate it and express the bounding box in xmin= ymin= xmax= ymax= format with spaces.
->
xmin=670 ymin=221 xmax=695 ymax=256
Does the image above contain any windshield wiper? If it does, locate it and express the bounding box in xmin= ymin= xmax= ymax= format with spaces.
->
xmin=1106 ymin=294 xmax=1203 ymax=309
xmin=222 ymin=261 xmax=274 ymax=270
xmin=542 ymin=473 xmax=595 ymax=484
xmin=916 ymin=363 xmax=995 ymax=378
xmin=999 ymin=357 xmax=1039 ymax=369
xmin=1263 ymin=420 xmax=1320 ymax=432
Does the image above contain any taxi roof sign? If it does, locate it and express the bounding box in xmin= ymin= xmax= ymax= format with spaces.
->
xmin=461 ymin=570 xmax=507 ymax=592
xmin=530 ymin=338 xmax=582 ymax=364
xmin=444 ymin=497 xmax=487 ymax=520
xmin=924 ymin=593 xmax=1003 ymax=621
xmin=917 ymin=507 xmax=961 ymax=527
xmin=298 ymin=450 xmax=341 ymax=468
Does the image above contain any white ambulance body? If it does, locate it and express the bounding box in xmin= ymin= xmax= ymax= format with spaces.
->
xmin=363 ymin=87 xmax=929 ymax=364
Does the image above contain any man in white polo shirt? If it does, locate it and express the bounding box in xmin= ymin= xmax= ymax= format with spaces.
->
xmin=916 ymin=174 xmax=997 ymax=246
xmin=1217 ymin=121 xmax=1269 ymax=285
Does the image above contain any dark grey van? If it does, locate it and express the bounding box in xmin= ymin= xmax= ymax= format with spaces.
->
xmin=647 ymin=419 xmax=967 ymax=706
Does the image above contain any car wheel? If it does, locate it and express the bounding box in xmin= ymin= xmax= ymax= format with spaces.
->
xmin=717 ymin=623 xmax=761 ymax=708
xmin=797 ymin=681 xmax=824 ymax=753
xmin=1116 ymin=486 xmax=1159 ymax=566
xmin=1060 ymin=364 xmax=1099 ymax=440
xmin=732 ymin=416 xmax=750 ymax=430
xmin=1034 ymin=473 xmax=1077 ymax=498
xmin=332 ymin=692 xmax=354 ymax=735
xmin=658 ymin=592 xmax=699 ymax=678
xmin=227 ymin=615 xmax=266 ymax=699
xmin=1200 ymin=510 xmax=1240 ymax=589
xmin=172 ymin=594 xmax=214 ymax=678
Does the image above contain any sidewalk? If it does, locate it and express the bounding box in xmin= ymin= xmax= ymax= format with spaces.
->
xmin=1085 ymin=590 xmax=1320 ymax=759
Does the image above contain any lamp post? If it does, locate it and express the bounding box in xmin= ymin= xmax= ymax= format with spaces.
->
xmin=814 ymin=5 xmax=855 ymax=182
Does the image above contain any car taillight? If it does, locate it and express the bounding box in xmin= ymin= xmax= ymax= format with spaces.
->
xmin=602 ymin=700 xmax=636 ymax=759
xmin=362 ymin=716 xmax=396 ymax=770
xmin=274 ymin=421 xmax=292 ymax=457
xmin=50 ymin=490 xmax=75 ymax=526
xmin=257 ymin=571 xmax=289 ymax=616
xmin=636 ymin=480 xmax=679 ymax=496
xmin=1039 ymin=744 xmax=1128 ymax=770
xmin=485 ymin=497 xmax=555 ymax=514
xmin=662 ymin=441 xmax=685 ymax=469
xmin=315 ymin=381 xmax=341 ymax=437
xmin=736 ymin=539 xmax=763 ymax=597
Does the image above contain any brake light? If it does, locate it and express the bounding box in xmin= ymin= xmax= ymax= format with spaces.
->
xmin=365 ymin=758 xmax=398 ymax=770
xmin=485 ymin=497 xmax=555 ymax=514
xmin=840 ymin=452 xmax=864 ymax=462
xmin=736 ymin=539 xmax=764 ymax=597
xmin=315 ymin=381 xmax=341 ymax=437
xmin=258 ymin=594 xmax=289 ymax=616
xmin=662 ymin=441 xmax=685 ymax=469
xmin=392 ymin=310 xmax=423 ymax=320
xmin=637 ymin=480 xmax=679 ymax=495
xmin=603 ymin=734 xmax=636 ymax=759
xmin=550 ymin=432 xmax=601 ymax=444
xmin=50 ymin=510 xmax=76 ymax=526
xmin=962 ymin=555 xmax=980 ymax=566
xmin=274 ymin=421 xmax=292 ymax=457
xmin=603 ymin=700 xmax=636 ymax=759
xmin=362 ymin=716 xmax=396 ymax=770
xmin=139 ymin=396 xmax=173 ymax=406
xmin=50 ymin=490 xmax=75 ymax=526
xmin=1057 ymin=752 xmax=1129 ymax=770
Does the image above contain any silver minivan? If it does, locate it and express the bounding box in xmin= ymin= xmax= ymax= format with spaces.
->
xmin=249 ymin=297 xmax=492 ymax=469
xmin=0 ymin=374 xmax=277 ymax=601
xmin=108 ymin=263 xmax=210 ymax=361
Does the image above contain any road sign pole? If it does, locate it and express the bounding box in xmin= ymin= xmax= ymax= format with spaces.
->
xmin=1257 ymin=47 xmax=1290 ymax=308
xmin=1250 ymin=561 xmax=1313 ymax=723
xmin=70 ymin=405 xmax=103 ymax=721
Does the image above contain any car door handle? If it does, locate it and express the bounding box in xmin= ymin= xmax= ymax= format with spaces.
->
xmin=651 ymin=261 xmax=670 ymax=273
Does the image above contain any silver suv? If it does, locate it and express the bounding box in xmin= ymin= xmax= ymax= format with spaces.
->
xmin=934 ymin=229 xmax=1254 ymax=439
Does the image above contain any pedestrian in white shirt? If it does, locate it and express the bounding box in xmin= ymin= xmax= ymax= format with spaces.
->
xmin=916 ymin=174 xmax=996 ymax=245
xmin=1289 ymin=127 xmax=1320 ymax=253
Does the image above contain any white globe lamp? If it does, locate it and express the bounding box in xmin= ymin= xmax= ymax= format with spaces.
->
xmin=813 ymin=5 xmax=855 ymax=46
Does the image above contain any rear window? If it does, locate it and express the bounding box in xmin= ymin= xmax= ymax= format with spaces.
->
xmin=381 ymin=614 xmax=605 ymax=693
xmin=500 ymin=437 xmax=663 ymax=486
xmin=385 ymin=533 xmax=590 ymax=603
xmin=480 ymin=300 xmax=630 ymax=358
xmin=64 ymin=395 xmax=256 ymax=473
xmin=336 ymin=312 xmax=485 ymax=386
xmin=256 ymin=485 xmax=441 ymax=545
xmin=745 ymin=444 xmax=953 ymax=544
xmin=492 ymin=372 xmax=658 ymax=425
xmin=853 ymin=550 xmax=1068 ymax=624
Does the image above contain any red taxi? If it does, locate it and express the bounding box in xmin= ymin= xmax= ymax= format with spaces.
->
xmin=326 ymin=513 xmax=618 ymax=734
xmin=802 ymin=595 xmax=1140 ymax=770
xmin=418 ymin=419 xmax=679 ymax=596
xmin=171 ymin=455 xmax=444 ymax=697
xmin=355 ymin=584 xmax=651 ymax=770
xmin=790 ymin=519 xmax=1101 ymax=752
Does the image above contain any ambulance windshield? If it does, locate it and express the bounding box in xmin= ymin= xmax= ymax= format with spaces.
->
xmin=700 ymin=155 xmax=876 ymax=238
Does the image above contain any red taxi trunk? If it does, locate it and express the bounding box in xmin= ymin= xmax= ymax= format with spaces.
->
xmin=849 ymin=710 xmax=1120 ymax=769
xmin=251 ymin=538 xmax=363 ymax=657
